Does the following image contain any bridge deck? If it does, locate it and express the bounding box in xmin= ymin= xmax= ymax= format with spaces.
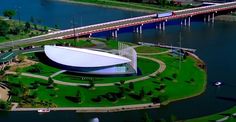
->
xmin=0 ymin=1 xmax=236 ymax=49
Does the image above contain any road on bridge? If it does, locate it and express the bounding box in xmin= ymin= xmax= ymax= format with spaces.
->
xmin=0 ymin=1 xmax=236 ymax=49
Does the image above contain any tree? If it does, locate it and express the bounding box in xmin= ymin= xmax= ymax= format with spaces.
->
xmin=139 ymin=87 xmax=145 ymax=100
xmin=160 ymin=0 xmax=167 ymax=7
xmin=0 ymin=20 xmax=10 ymax=36
xmin=47 ymin=77 xmax=54 ymax=88
xmin=18 ymin=55 xmax=27 ymax=63
xmin=118 ymin=86 xmax=125 ymax=99
xmin=89 ymin=80 xmax=95 ymax=89
xmin=119 ymin=80 xmax=125 ymax=86
xmin=15 ymin=67 xmax=23 ymax=78
xmin=10 ymin=26 xmax=21 ymax=35
xmin=128 ymin=82 xmax=134 ymax=90
xmin=0 ymin=100 xmax=9 ymax=110
xmin=31 ymin=91 xmax=38 ymax=99
xmin=24 ymin=22 xmax=31 ymax=32
xmin=75 ymin=89 xmax=81 ymax=103
xmin=3 ymin=10 xmax=16 ymax=19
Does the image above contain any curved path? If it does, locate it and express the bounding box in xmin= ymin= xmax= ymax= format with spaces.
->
xmin=137 ymin=50 xmax=171 ymax=56
xmin=5 ymin=55 xmax=166 ymax=87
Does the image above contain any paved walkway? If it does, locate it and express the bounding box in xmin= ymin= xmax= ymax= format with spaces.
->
xmin=50 ymin=70 xmax=67 ymax=78
xmin=0 ymin=83 xmax=10 ymax=101
xmin=5 ymin=55 xmax=166 ymax=87
xmin=90 ymin=40 xmax=106 ymax=49
xmin=11 ymin=102 xmax=160 ymax=112
xmin=137 ymin=50 xmax=172 ymax=56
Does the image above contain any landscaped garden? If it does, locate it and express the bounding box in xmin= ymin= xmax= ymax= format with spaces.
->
xmin=0 ymin=39 xmax=207 ymax=109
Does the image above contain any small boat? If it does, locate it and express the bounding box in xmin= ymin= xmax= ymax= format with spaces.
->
xmin=214 ymin=81 xmax=223 ymax=86
xmin=90 ymin=117 xmax=99 ymax=122
xmin=38 ymin=108 xmax=50 ymax=113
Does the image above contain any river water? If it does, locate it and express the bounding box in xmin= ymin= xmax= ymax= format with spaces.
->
xmin=0 ymin=0 xmax=236 ymax=122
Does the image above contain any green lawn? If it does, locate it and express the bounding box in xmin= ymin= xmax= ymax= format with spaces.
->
xmin=5 ymin=53 xmax=206 ymax=107
xmin=73 ymin=0 xmax=189 ymax=12
xmin=53 ymin=57 xmax=160 ymax=84
xmin=185 ymin=106 xmax=236 ymax=122
xmin=135 ymin=46 xmax=168 ymax=53
xmin=18 ymin=39 xmax=95 ymax=49
xmin=6 ymin=75 xmax=156 ymax=107
xmin=21 ymin=62 xmax=60 ymax=77
xmin=3 ymin=42 xmax=206 ymax=108
xmin=150 ymin=54 xmax=206 ymax=102
xmin=0 ymin=18 xmax=50 ymax=44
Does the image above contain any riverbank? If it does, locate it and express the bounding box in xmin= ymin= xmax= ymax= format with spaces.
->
xmin=215 ymin=12 xmax=236 ymax=22
xmin=11 ymin=103 xmax=160 ymax=112
xmin=183 ymin=106 xmax=236 ymax=122
xmin=0 ymin=16 xmax=55 ymax=44
xmin=60 ymin=0 xmax=187 ymax=13
xmin=158 ymin=51 xmax=207 ymax=106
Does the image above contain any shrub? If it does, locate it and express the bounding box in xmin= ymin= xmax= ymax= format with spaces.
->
xmin=0 ymin=100 xmax=10 ymax=110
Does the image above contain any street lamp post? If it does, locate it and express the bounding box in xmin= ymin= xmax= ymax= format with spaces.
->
xmin=71 ymin=16 xmax=76 ymax=46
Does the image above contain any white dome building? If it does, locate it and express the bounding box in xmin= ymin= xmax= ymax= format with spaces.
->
xmin=44 ymin=45 xmax=137 ymax=75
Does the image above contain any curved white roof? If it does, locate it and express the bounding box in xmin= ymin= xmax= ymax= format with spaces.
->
xmin=44 ymin=45 xmax=131 ymax=67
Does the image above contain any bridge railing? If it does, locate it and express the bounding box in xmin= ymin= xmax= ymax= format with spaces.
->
xmin=53 ymin=14 xmax=156 ymax=34
xmin=175 ymin=1 xmax=236 ymax=14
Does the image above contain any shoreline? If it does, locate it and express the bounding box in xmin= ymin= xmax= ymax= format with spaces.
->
xmin=11 ymin=103 xmax=160 ymax=113
xmin=58 ymin=0 xmax=157 ymax=13
xmin=215 ymin=14 xmax=236 ymax=22
xmin=161 ymin=52 xmax=207 ymax=105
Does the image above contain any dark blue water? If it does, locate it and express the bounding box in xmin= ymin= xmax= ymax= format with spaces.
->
xmin=1 ymin=0 xmax=236 ymax=122
xmin=0 ymin=0 xmax=145 ymax=29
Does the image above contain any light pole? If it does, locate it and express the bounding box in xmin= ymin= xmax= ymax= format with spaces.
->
xmin=80 ymin=16 xmax=82 ymax=27
xmin=15 ymin=5 xmax=21 ymax=25
xmin=71 ymin=16 xmax=76 ymax=46
xmin=178 ymin=31 xmax=182 ymax=71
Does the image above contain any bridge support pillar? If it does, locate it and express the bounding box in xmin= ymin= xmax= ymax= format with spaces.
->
xmin=156 ymin=24 xmax=159 ymax=29
xmin=134 ymin=26 xmax=139 ymax=33
xmin=159 ymin=23 xmax=162 ymax=30
xmin=212 ymin=13 xmax=215 ymax=23
xmin=139 ymin=25 xmax=143 ymax=34
xmin=188 ymin=17 xmax=191 ymax=27
xmin=134 ymin=25 xmax=143 ymax=34
xmin=89 ymin=33 xmax=92 ymax=38
xmin=184 ymin=18 xmax=187 ymax=26
xmin=111 ymin=30 xmax=118 ymax=38
xmin=162 ymin=22 xmax=165 ymax=30
xmin=207 ymin=14 xmax=211 ymax=22
xmin=114 ymin=30 xmax=118 ymax=38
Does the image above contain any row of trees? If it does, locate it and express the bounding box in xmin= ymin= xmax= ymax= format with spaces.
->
xmin=88 ymin=80 xmax=168 ymax=104
xmin=0 ymin=9 xmax=51 ymax=37
xmin=118 ymin=0 xmax=182 ymax=7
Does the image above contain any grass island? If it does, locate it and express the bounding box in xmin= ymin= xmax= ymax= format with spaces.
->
xmin=0 ymin=38 xmax=207 ymax=112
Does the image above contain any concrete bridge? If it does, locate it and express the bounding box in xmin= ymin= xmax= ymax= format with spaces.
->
xmin=0 ymin=1 xmax=236 ymax=49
